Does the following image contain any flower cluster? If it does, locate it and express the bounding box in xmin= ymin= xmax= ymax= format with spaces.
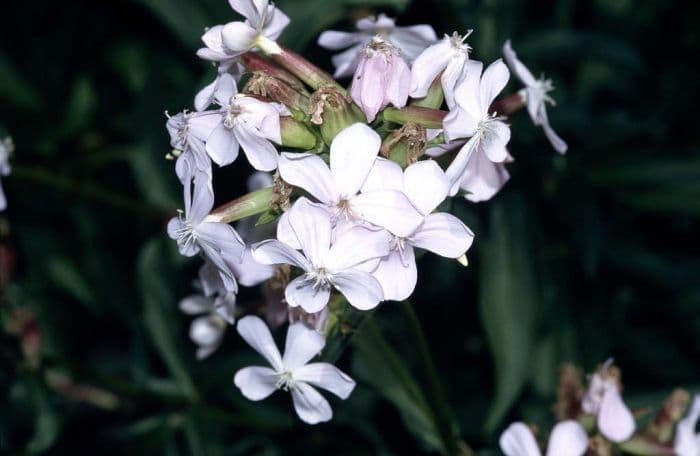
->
xmin=165 ymin=0 xmax=568 ymax=424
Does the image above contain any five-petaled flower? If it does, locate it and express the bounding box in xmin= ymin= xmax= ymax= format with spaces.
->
xmin=167 ymin=163 xmax=245 ymax=292
xmin=234 ymin=315 xmax=356 ymax=424
xmin=443 ymin=59 xmax=512 ymax=201
xmin=252 ymin=197 xmax=389 ymax=312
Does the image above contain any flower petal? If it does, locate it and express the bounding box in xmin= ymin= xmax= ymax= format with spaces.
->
xmin=371 ymin=248 xmax=417 ymax=301
xmin=207 ymin=122 xmax=239 ymax=167
xmin=403 ymin=160 xmax=449 ymax=215
xmin=390 ymin=25 xmax=438 ymax=61
xmin=458 ymin=145 xmax=511 ymax=203
xmin=410 ymin=213 xmax=474 ymax=258
xmin=222 ymin=21 xmax=258 ymax=52
xmin=282 ymin=321 xmax=325 ymax=370
xmin=236 ymin=315 xmax=283 ymax=371
xmin=291 ymin=382 xmax=333 ymax=424
xmin=362 ymin=158 xmax=404 ymax=193
xmin=545 ymin=420 xmax=589 ymax=456
xmin=287 ymin=197 xmax=332 ymax=266
xmin=481 ymin=120 xmax=511 ymax=163
xmin=538 ymin=106 xmax=568 ymax=154
xmin=285 ymin=275 xmax=331 ymax=313
xmin=294 ymin=363 xmax=356 ymax=399
xmin=352 ymin=189 xmax=423 ymax=237
xmin=190 ymin=315 xmax=225 ymax=348
xmin=228 ymin=247 xmax=274 ymax=287
xmin=196 ymin=221 xmax=245 ymax=265
xmin=235 ymin=123 xmax=279 ymax=171
xmin=502 ymin=40 xmax=537 ymax=87
xmin=179 ymin=295 xmax=212 ymax=315
xmin=278 ymin=152 xmax=337 ymax=205
xmin=598 ymin=384 xmax=635 ymax=443
xmin=331 ymin=269 xmax=384 ymax=310
xmin=325 ymin=225 xmax=391 ymax=271
xmin=330 ymin=123 xmax=381 ymax=197
xmin=454 ymin=59 xmax=485 ymax=118
xmin=674 ymin=395 xmax=700 ymax=456
xmin=318 ymin=30 xmax=363 ymax=50
xmin=410 ymin=39 xmax=452 ymax=98
xmin=499 ymin=422 xmax=542 ymax=456
xmin=234 ymin=366 xmax=279 ymax=400
xmin=251 ymin=239 xmax=312 ymax=271
xmin=479 ymin=59 xmax=510 ymax=112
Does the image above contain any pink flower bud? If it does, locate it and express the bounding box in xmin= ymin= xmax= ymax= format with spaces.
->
xmin=351 ymin=36 xmax=411 ymax=122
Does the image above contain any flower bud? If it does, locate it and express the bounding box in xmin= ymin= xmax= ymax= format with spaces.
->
xmin=350 ymin=35 xmax=411 ymax=122
xmin=380 ymin=123 xmax=427 ymax=168
xmin=240 ymin=52 xmax=306 ymax=90
xmin=308 ymin=87 xmax=363 ymax=144
xmin=280 ymin=117 xmax=317 ymax=150
xmin=265 ymin=45 xmax=341 ymax=90
xmin=243 ymin=72 xmax=309 ymax=113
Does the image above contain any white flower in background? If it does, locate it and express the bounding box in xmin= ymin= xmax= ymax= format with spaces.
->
xmin=581 ymin=359 xmax=636 ymax=443
xmin=443 ymin=59 xmax=512 ymax=200
xmin=0 ymin=137 xmax=13 ymax=211
xmin=234 ymin=316 xmax=356 ymax=424
xmin=361 ymin=159 xmax=474 ymax=300
xmin=318 ymin=13 xmax=437 ymax=79
xmin=179 ymin=274 xmax=236 ymax=360
xmin=350 ymin=36 xmax=411 ymax=122
xmin=410 ymin=31 xmax=473 ymax=108
xmin=167 ymin=170 xmax=245 ymax=292
xmin=278 ymin=123 xmax=423 ymax=237
xmin=195 ymin=70 xmax=243 ymax=113
xmin=220 ymin=0 xmax=290 ymax=54
xmin=500 ymin=421 xmax=589 ymax=456
xmin=252 ymin=197 xmax=389 ymax=312
xmin=675 ymin=395 xmax=700 ymax=456
xmin=193 ymin=77 xmax=286 ymax=172
xmin=502 ymin=40 xmax=568 ymax=154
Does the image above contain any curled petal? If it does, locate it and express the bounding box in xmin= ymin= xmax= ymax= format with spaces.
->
xmin=222 ymin=21 xmax=258 ymax=52
xmin=545 ymin=420 xmax=589 ymax=456
xmin=598 ymin=384 xmax=635 ymax=443
xmin=499 ymin=422 xmax=542 ymax=456
xmin=410 ymin=39 xmax=452 ymax=98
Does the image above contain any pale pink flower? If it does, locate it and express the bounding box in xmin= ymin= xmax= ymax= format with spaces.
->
xmin=500 ymin=421 xmax=589 ymax=456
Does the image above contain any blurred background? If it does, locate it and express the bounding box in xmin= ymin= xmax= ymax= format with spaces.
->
xmin=1 ymin=0 xmax=699 ymax=454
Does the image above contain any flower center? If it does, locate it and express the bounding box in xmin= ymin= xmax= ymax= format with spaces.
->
xmin=390 ymin=236 xmax=412 ymax=267
xmin=335 ymin=198 xmax=357 ymax=222
xmin=224 ymin=101 xmax=244 ymax=129
xmin=173 ymin=211 xmax=199 ymax=250
xmin=275 ymin=370 xmax=295 ymax=391
xmin=476 ymin=113 xmax=504 ymax=138
xmin=448 ymin=30 xmax=472 ymax=55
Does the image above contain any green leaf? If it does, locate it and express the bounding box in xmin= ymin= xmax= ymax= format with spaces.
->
xmin=478 ymin=194 xmax=539 ymax=434
xmin=0 ymin=53 xmax=43 ymax=111
xmin=137 ymin=237 xmax=198 ymax=401
xmin=352 ymin=319 xmax=444 ymax=452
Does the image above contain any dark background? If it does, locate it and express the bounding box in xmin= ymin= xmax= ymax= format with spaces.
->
xmin=1 ymin=0 xmax=699 ymax=454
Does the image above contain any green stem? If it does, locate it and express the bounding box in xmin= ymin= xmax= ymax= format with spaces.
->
xmin=401 ymin=300 xmax=470 ymax=456
xmin=206 ymin=188 xmax=272 ymax=224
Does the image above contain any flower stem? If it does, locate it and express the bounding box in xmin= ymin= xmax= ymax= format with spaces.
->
xmin=400 ymin=300 xmax=473 ymax=456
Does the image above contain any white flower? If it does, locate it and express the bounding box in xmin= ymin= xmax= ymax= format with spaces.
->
xmin=0 ymin=137 xmax=13 ymax=211
xmin=581 ymin=359 xmax=636 ymax=443
xmin=179 ymin=278 xmax=236 ymax=360
xmin=220 ymin=0 xmax=290 ymax=55
xmin=234 ymin=315 xmax=356 ymax=424
xmin=191 ymin=78 xmax=286 ymax=172
xmin=166 ymin=111 xmax=220 ymax=181
xmin=318 ymin=13 xmax=437 ymax=79
xmin=361 ymin=159 xmax=475 ymax=300
xmin=443 ymin=59 xmax=512 ymax=200
xmin=277 ymin=123 xmax=424 ymax=237
xmin=410 ymin=31 xmax=473 ymax=108
xmin=194 ymin=70 xmax=243 ymax=112
xmin=167 ymin=169 xmax=245 ymax=292
xmin=499 ymin=421 xmax=589 ymax=456
xmin=252 ymin=197 xmax=389 ymax=312
xmin=675 ymin=395 xmax=700 ymax=456
xmin=502 ymin=40 xmax=567 ymax=154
